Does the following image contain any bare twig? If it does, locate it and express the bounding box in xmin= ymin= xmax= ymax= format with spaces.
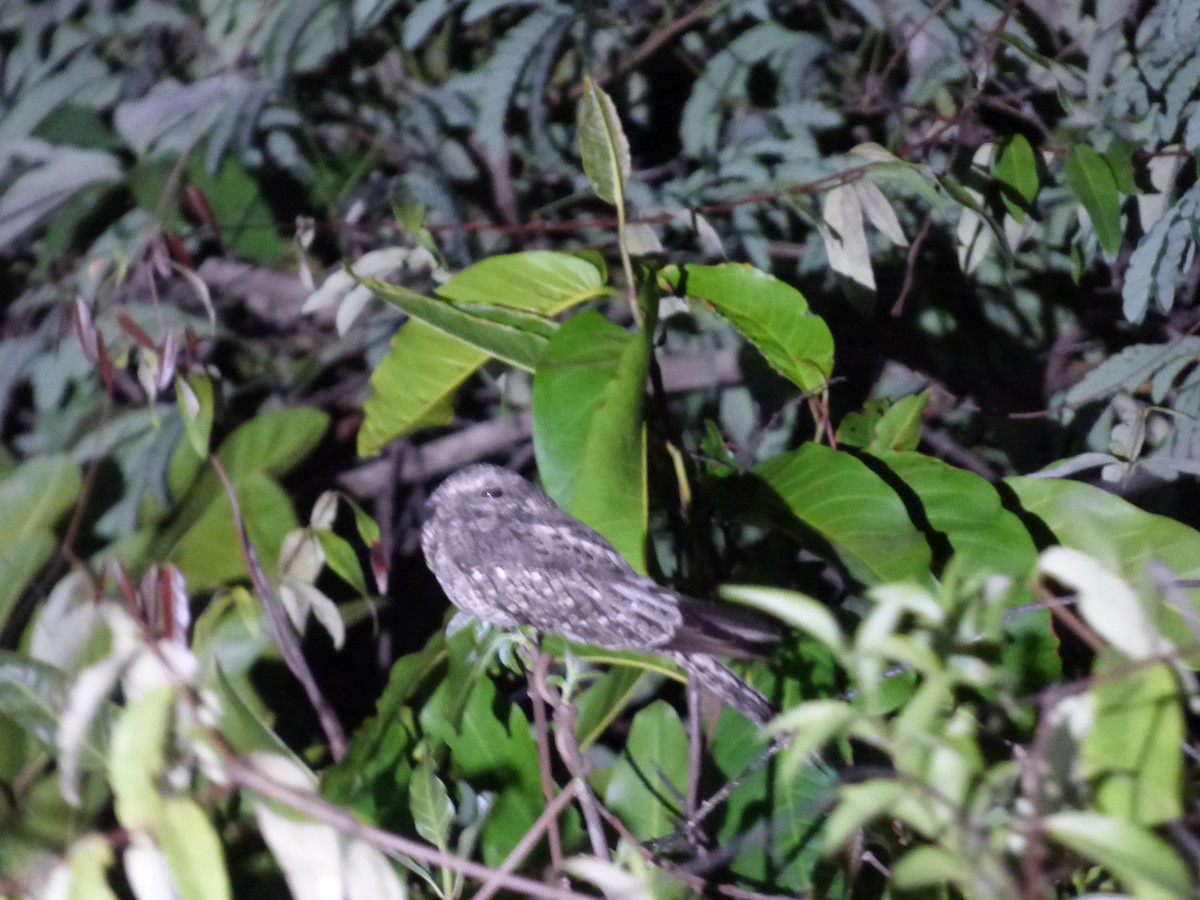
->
xmin=890 ymin=210 xmax=933 ymax=318
xmin=532 ymin=649 xmax=566 ymax=870
xmin=532 ymin=653 xmax=611 ymax=861
xmin=473 ymin=780 xmax=580 ymax=900
xmin=211 ymin=456 xmax=348 ymax=760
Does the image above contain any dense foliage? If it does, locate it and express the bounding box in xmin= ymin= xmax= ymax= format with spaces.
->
xmin=3 ymin=1 xmax=1200 ymax=897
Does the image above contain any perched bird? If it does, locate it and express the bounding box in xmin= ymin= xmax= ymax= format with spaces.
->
xmin=421 ymin=464 xmax=778 ymax=725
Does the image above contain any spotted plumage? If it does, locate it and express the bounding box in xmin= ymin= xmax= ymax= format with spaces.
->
xmin=421 ymin=464 xmax=777 ymax=724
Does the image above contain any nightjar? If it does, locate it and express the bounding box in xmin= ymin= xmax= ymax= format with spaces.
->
xmin=421 ymin=463 xmax=777 ymax=725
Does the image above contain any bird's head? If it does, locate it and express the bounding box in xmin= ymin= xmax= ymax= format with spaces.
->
xmin=423 ymin=464 xmax=551 ymax=525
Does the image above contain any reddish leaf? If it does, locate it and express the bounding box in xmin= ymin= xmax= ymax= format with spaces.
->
xmin=118 ymin=313 xmax=155 ymax=350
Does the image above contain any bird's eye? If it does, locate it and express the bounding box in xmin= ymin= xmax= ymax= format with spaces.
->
xmin=481 ymin=487 xmax=504 ymax=498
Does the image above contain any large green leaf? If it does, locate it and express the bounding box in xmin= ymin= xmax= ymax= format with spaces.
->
xmin=661 ymin=263 xmax=833 ymax=391
xmin=532 ymin=311 xmax=649 ymax=571
xmin=0 ymin=455 xmax=82 ymax=628
xmin=358 ymin=251 xmax=609 ymax=454
xmin=445 ymin=678 xmax=548 ymax=866
xmin=358 ymin=322 xmax=486 ymax=456
xmin=168 ymin=472 xmax=299 ymax=591
xmin=711 ymin=709 xmax=835 ymax=891
xmin=1064 ymin=144 xmax=1123 ymax=254
xmin=357 ymin=275 xmax=551 ymax=371
xmin=148 ymin=409 xmax=325 ymax=587
xmin=435 ymin=251 xmax=608 ymax=311
xmin=109 ymin=686 xmax=172 ymax=829
xmin=604 ymin=701 xmax=687 ymax=840
xmin=873 ymin=451 xmax=1034 ymax=579
xmin=1006 ymin=477 xmax=1200 ymax=655
xmin=0 ymin=533 xmax=57 ymax=633
xmin=213 ymin=407 xmax=329 ymax=483
xmin=1084 ymin=654 xmax=1182 ymax=826
xmin=755 ymin=444 xmax=934 ymax=587
xmin=155 ymin=798 xmax=233 ymax=900
xmin=1044 ymin=812 xmax=1191 ymax=898
xmin=0 ymin=455 xmax=82 ymax=544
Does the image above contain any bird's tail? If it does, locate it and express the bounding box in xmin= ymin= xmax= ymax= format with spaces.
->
xmin=670 ymin=653 xmax=775 ymax=726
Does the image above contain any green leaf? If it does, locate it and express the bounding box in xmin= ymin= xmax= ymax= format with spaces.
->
xmin=109 ymin=686 xmax=172 ymax=830
xmin=573 ymin=667 xmax=650 ymax=750
xmin=409 ymin=760 xmax=454 ymax=850
xmin=711 ymin=709 xmax=835 ymax=890
xmin=840 ymin=392 xmax=927 ymax=451
xmin=1084 ymin=655 xmax=1183 ymax=826
xmin=993 ymin=134 xmax=1039 ymax=221
xmin=604 ymin=701 xmax=687 ymax=840
xmin=1064 ymin=144 xmax=1123 ymax=254
xmin=168 ymin=472 xmax=299 ymax=591
xmin=185 ymin=156 xmax=280 ymax=264
xmin=175 ymin=374 xmax=215 ymax=459
xmin=891 ymin=845 xmax=976 ymax=889
xmin=154 ymin=798 xmax=233 ymax=900
xmin=215 ymin=407 xmax=329 ymax=482
xmin=754 ymin=444 xmax=934 ymax=586
xmin=446 ymin=679 xmax=550 ymax=865
xmin=322 ymin=639 xmax=444 ymax=812
xmin=67 ymin=834 xmax=118 ymax=900
xmin=1044 ymin=811 xmax=1191 ymax=898
xmin=1006 ymin=476 xmax=1200 ymax=660
xmin=0 ymin=456 xmax=80 ymax=624
xmin=0 ymin=651 xmax=111 ymax=769
xmin=316 ymin=530 xmax=369 ymax=596
xmin=577 ymin=77 xmax=630 ymax=208
xmin=532 ymin=311 xmax=649 ymax=571
xmin=662 ymin=264 xmax=834 ymax=391
xmin=357 ymin=251 xmax=608 ymax=455
xmin=874 ymin=451 xmax=1036 ymax=578
xmin=359 ymin=322 xmax=484 ymax=456
xmin=438 ymin=251 xmax=608 ymax=311
xmin=0 ymin=533 xmax=58 ymax=633
xmin=0 ymin=454 xmax=82 ymax=545
xmin=357 ymin=275 xmax=552 ymax=371
xmin=1104 ymin=138 xmax=1140 ymax=195
xmin=873 ymin=392 xmax=926 ymax=450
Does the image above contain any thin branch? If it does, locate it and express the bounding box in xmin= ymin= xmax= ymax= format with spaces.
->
xmin=532 ymin=649 xmax=566 ymax=870
xmin=211 ymin=456 xmax=348 ymax=760
xmin=532 ymin=653 xmax=611 ymax=861
xmin=473 ymin=780 xmax=580 ymax=900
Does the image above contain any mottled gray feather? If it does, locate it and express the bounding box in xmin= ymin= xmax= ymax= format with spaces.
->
xmin=421 ymin=464 xmax=777 ymax=725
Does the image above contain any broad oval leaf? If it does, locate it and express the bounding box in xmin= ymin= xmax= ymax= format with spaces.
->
xmin=359 ymin=322 xmax=485 ymax=456
xmin=436 ymin=250 xmax=608 ymax=312
xmin=156 ymin=798 xmax=233 ymax=900
xmin=1084 ymin=654 xmax=1183 ymax=826
xmin=661 ymin=263 xmax=834 ymax=391
xmin=754 ymin=444 xmax=934 ymax=587
xmin=874 ymin=450 xmax=1035 ymax=579
xmin=604 ymin=701 xmax=687 ymax=840
xmin=532 ymin=311 xmax=649 ymax=571
xmin=1007 ymin=476 xmax=1200 ymax=661
xmin=1044 ymin=811 xmax=1191 ymax=897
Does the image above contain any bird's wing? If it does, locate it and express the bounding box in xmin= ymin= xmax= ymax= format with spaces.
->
xmin=437 ymin=521 xmax=684 ymax=648
xmin=614 ymin=583 xmax=779 ymax=659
